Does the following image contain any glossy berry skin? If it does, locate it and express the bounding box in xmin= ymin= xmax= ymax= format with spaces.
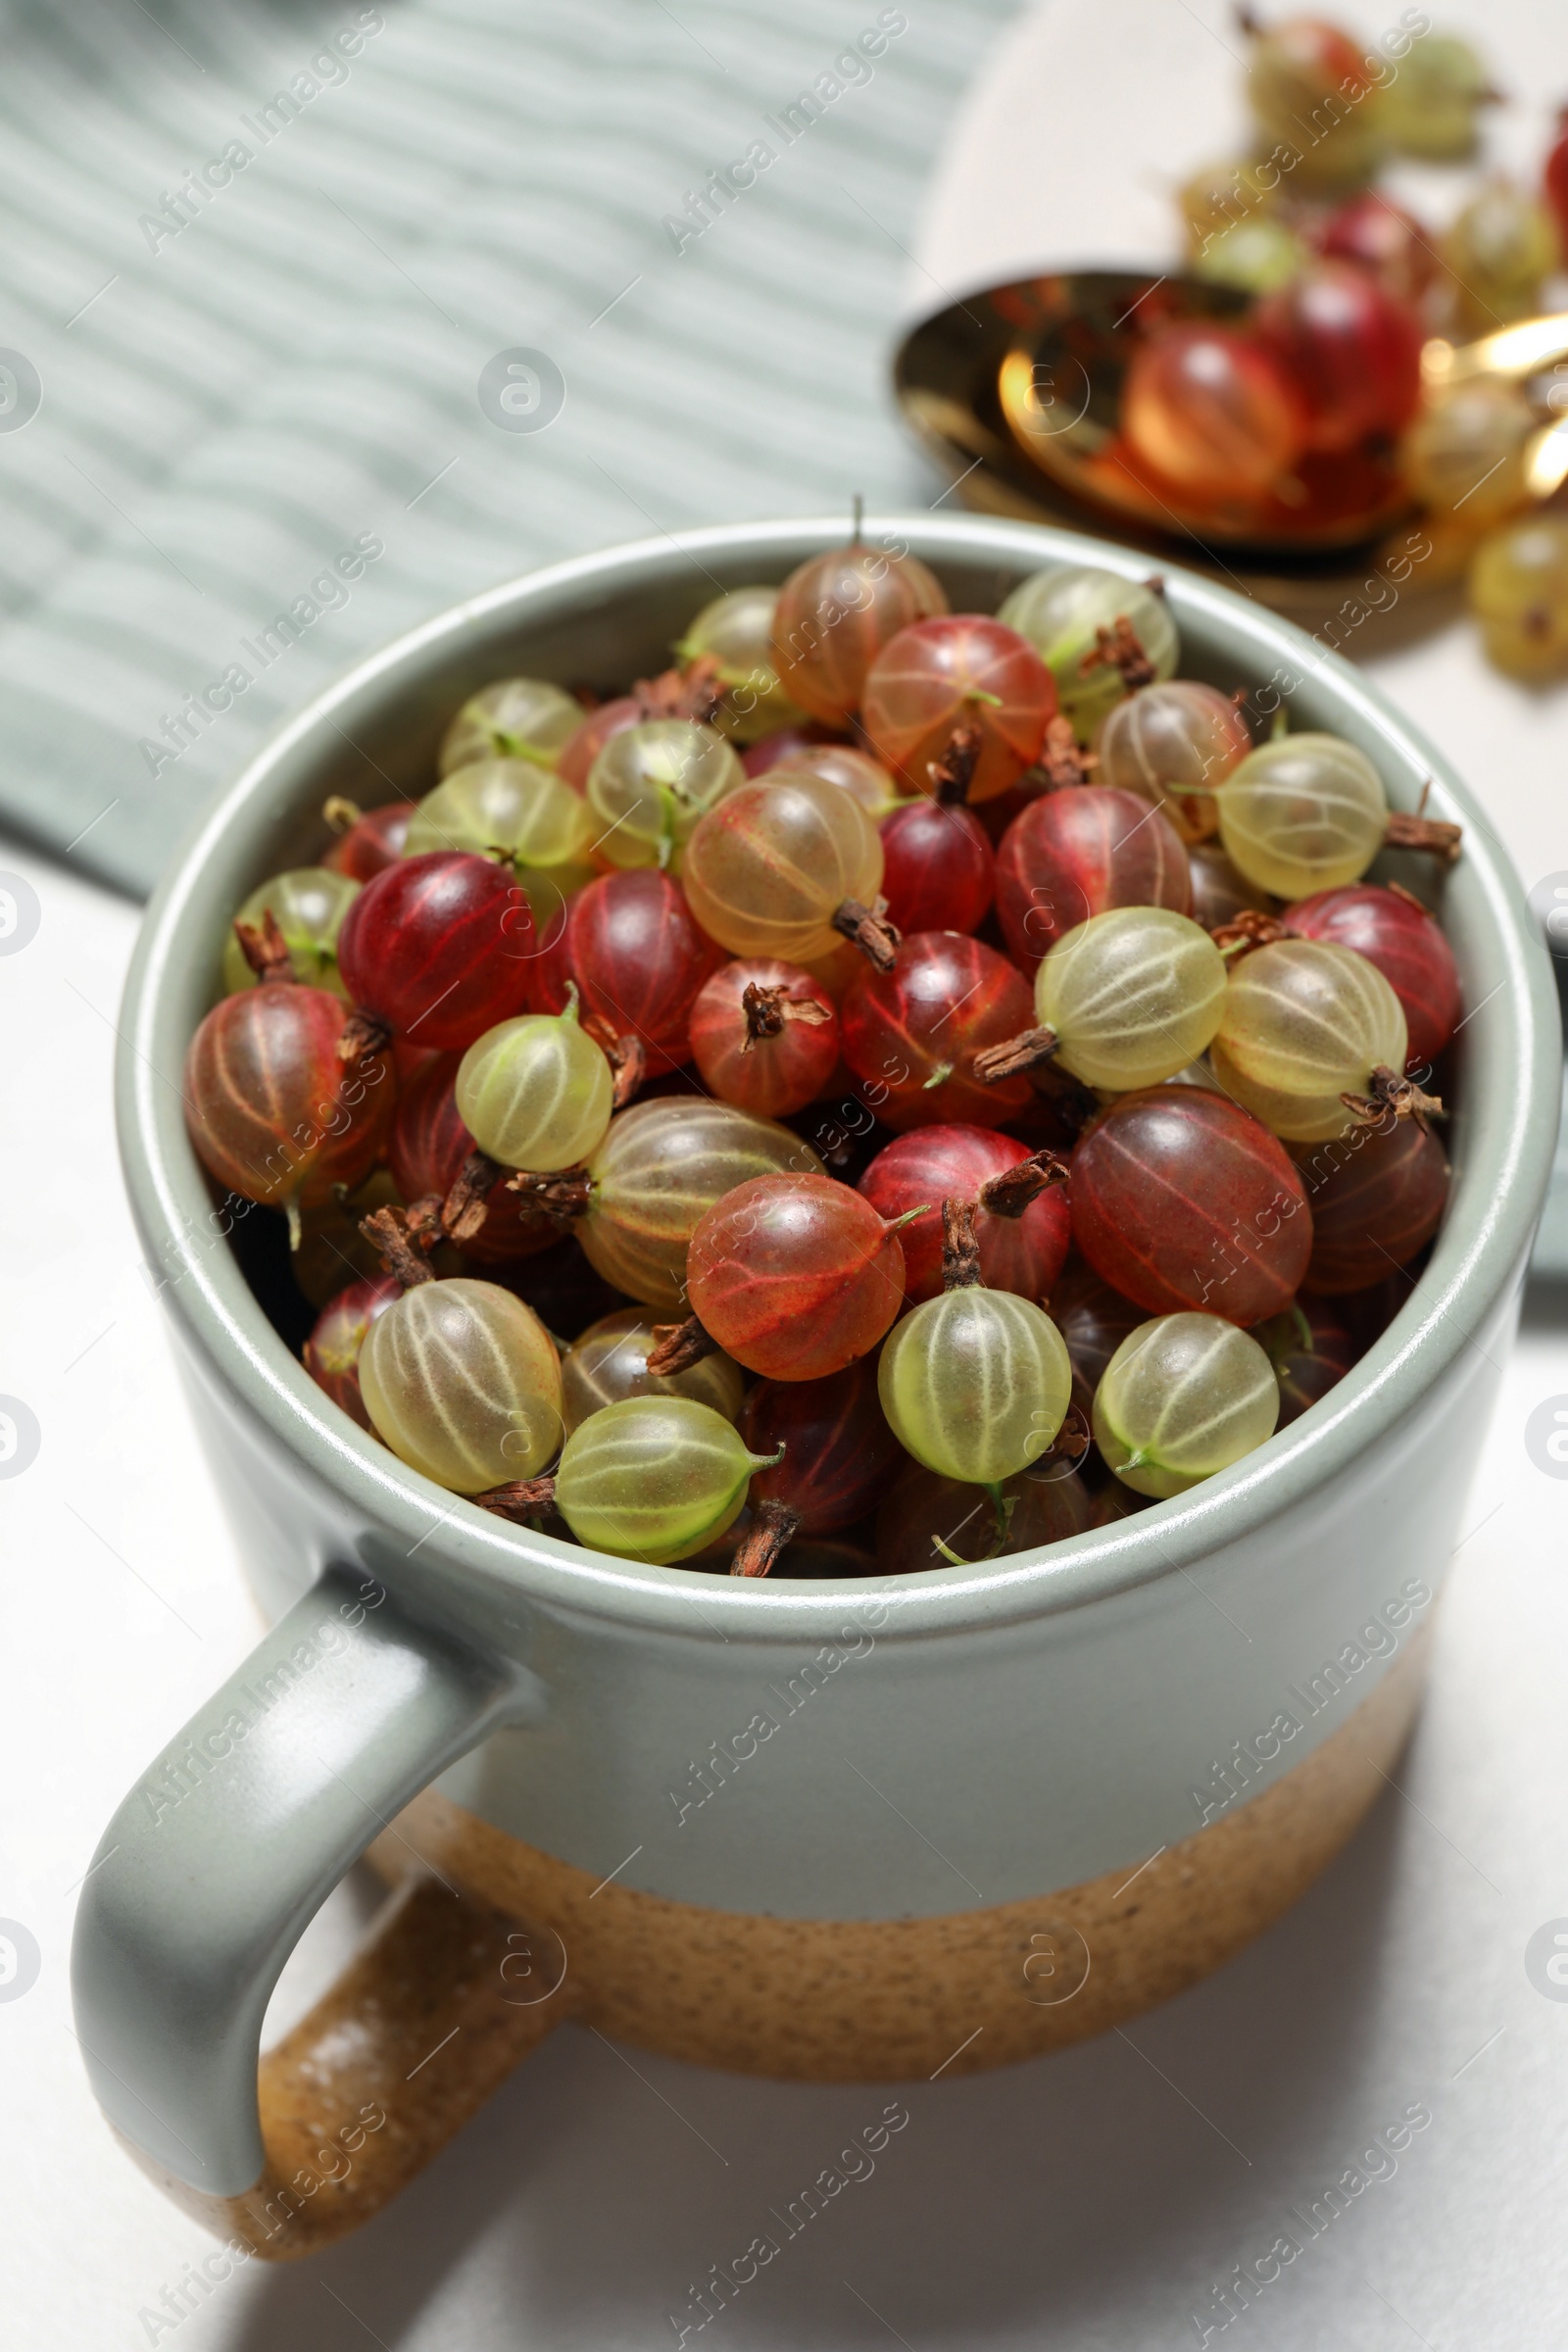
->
xmin=739 ymin=1356 xmax=905 ymax=1535
xmin=388 ymin=1053 xmax=558 ymax=1264
xmin=360 ymin=1278 xmax=563 ymax=1493
xmin=689 ymin=958 xmax=840 ymax=1118
xmin=1094 ymin=1313 xmax=1278 ymax=1496
xmin=770 ymin=743 xmax=900 ymax=817
xmin=875 ymin=1458 xmax=1091 ymax=1573
xmin=681 ymin=772 xmax=884 ymax=963
xmin=1188 ymin=839 xmax=1276 ymax=931
xmin=337 ymin=852 xmax=534 ymax=1052
xmin=1071 ymin=1089 xmax=1312 ymax=1326
xmin=772 ymin=540 xmax=950 ymax=724
xmin=1211 ymin=939 xmax=1407 ymax=1143
xmin=1291 ymin=1117 xmax=1449 ymax=1293
xmin=561 ymin=1306 xmax=744 ymax=1434
xmin=686 ymin=1173 xmax=908 ymax=1380
xmin=323 ymin=802 xmax=412 ymax=882
xmin=878 ymin=800 xmax=994 ymax=936
xmin=554 ymin=1396 xmax=776 ymax=1564
xmin=184 ymin=984 xmax=396 ymax=1235
xmin=556 ymin=695 xmax=642 ymax=790
xmin=996 ymin=787 xmax=1191 ymax=971
xmin=1253 ymin=265 xmax=1425 ymax=454
xmin=879 ymin=1289 xmax=1072 ymax=1486
xmin=741 ymin=724 xmax=840 ymax=777
xmin=858 ymin=1125 xmax=1070 ymax=1305
xmin=1096 ymin=681 xmax=1250 ymax=846
xmin=1252 ymin=1298 xmax=1356 ymax=1427
xmin=530 ymin=868 xmax=718 ymax=1074
xmin=1283 ymin=887 xmax=1461 ymax=1068
xmin=861 ymin=616 xmax=1056 ymax=804
xmin=1122 ymin=322 xmax=1305 ymax=500
xmin=841 ymin=933 xmax=1035 ymax=1131
xmin=1317 ymin=191 xmax=1438 ymax=307
xmin=303 ymin=1274 xmax=400 ymax=1429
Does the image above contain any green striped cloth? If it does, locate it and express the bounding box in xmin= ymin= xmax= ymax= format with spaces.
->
xmin=0 ymin=0 xmax=1016 ymax=896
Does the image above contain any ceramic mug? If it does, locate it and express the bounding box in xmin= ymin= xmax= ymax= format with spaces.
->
xmin=72 ymin=517 xmax=1559 ymax=2261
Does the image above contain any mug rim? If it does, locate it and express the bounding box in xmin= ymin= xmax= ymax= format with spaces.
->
xmin=117 ymin=513 xmax=1560 ymax=1647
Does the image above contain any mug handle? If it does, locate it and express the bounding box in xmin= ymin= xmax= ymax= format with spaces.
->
xmin=71 ymin=1567 xmax=569 ymax=2260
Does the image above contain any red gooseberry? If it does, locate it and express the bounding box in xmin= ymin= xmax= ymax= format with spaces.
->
xmin=861 ymin=615 xmax=1055 ymax=804
xmin=1071 ymin=1088 xmax=1312 ymax=1324
xmin=1317 ymin=190 xmax=1438 ymax=307
xmin=841 ymin=932 xmax=1035 ymax=1131
xmin=322 ymin=801 xmax=413 ymax=882
xmin=685 ymin=1172 xmax=910 ymax=1380
xmin=731 ymin=1356 xmax=906 ymax=1574
xmin=184 ymin=984 xmax=396 ymax=1245
xmin=995 ymin=786 xmax=1191 ymax=970
xmin=529 ymin=867 xmax=718 ymax=1078
xmin=1284 ymin=884 xmax=1461 ymax=1065
xmin=878 ymin=800 xmax=995 ymax=936
xmin=304 ymin=1274 xmax=400 ymax=1427
xmin=1291 ymin=1117 xmax=1449 ymax=1294
xmin=858 ymin=1125 xmax=1070 ymax=1305
xmin=1253 ymin=263 xmax=1425 ymax=453
xmin=1252 ymin=1297 xmax=1357 ymax=1427
xmin=689 ymin=958 xmax=840 ymax=1118
xmin=1122 ymin=321 xmax=1306 ymax=500
xmin=556 ymin=696 xmax=642 ymax=790
xmin=336 ymin=851 xmax=535 ymax=1053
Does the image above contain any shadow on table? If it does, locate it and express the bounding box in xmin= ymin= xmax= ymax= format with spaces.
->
xmin=229 ymin=1775 xmax=1414 ymax=2351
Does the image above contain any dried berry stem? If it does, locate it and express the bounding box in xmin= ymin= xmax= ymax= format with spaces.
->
xmin=442 ymin=1150 xmax=503 ymax=1245
xmin=322 ymin=795 xmax=363 ymax=833
xmin=233 ymin=907 xmax=294 ymax=984
xmin=634 ymin=653 xmax=724 ymax=725
xmin=976 ymin=1149 xmax=1071 ymax=1220
xmin=729 ymin=1497 xmax=801 ymax=1579
xmin=972 ymin=1025 xmax=1061 ymax=1084
xmin=1385 ymin=811 xmax=1462 ymax=863
xmin=941 ymin=1198 xmax=984 ymax=1290
xmin=473 ymin=1476 xmax=559 ymax=1526
xmin=1340 ymin=1062 xmax=1446 ymax=1134
xmin=359 ymin=1204 xmax=436 ymax=1289
xmin=1209 ymin=908 xmax=1287 ymax=958
xmin=645 ymin=1314 xmax=719 ymax=1377
xmin=506 ymin=1166 xmax=592 ymax=1221
xmin=1078 ymin=616 xmax=1156 ymax=690
xmin=581 ymin=1016 xmax=646 ymax=1107
xmin=1040 ymin=714 xmax=1098 ymax=790
xmin=831 ymin=895 xmax=901 ymax=973
xmin=740 ymin=981 xmax=833 ymax=1050
xmin=336 ymin=1007 xmax=392 ymax=1064
xmin=926 ymin=723 xmax=982 ymax=806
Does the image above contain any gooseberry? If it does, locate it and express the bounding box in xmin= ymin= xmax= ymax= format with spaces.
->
xmin=531 ymin=867 xmax=719 ymax=1081
xmin=772 ymin=534 xmax=949 ymax=723
xmin=551 ymin=1396 xmax=778 ymax=1563
xmin=1290 ymin=1115 xmax=1448 ymax=1291
xmin=1399 ymin=379 xmax=1534 ymax=531
xmin=689 ymin=958 xmax=840 ymax=1118
xmin=1253 ymin=264 xmax=1424 ymax=453
xmin=1243 ymin=17 xmax=1387 ymax=189
xmin=878 ymin=799 xmax=995 ymax=935
xmin=680 ymin=771 xmax=891 ymax=967
xmin=979 ymin=907 xmax=1227 ymax=1095
xmin=560 ymin=1305 xmax=744 ymax=1435
xmin=387 ymin=1053 xmax=558 ymax=1264
xmin=686 ymin=1172 xmax=910 ymax=1380
xmin=185 ymin=982 xmax=395 ymax=1247
xmin=1209 ymin=939 xmax=1409 ymax=1141
xmin=1441 ymin=179 xmax=1559 ymax=334
xmin=878 ymin=1260 xmax=1072 ymax=1490
xmin=1094 ymin=1311 xmax=1279 ymax=1496
xmin=996 ymin=565 xmax=1179 ymax=735
xmin=456 ymin=996 xmax=614 ymax=1173
xmin=1252 ymin=1298 xmax=1356 ymax=1426
xmin=1048 ymin=1257 xmax=1147 ymax=1394
xmin=875 ymin=1457 xmax=1092 ymax=1573
xmin=995 ymin=785 xmax=1192 ymax=970
xmin=303 ymin=1274 xmax=400 ymax=1429
xmin=221 ymin=867 xmax=360 ymax=996
xmin=557 ymin=696 xmax=644 ymax=791
xmin=586 ymin=717 xmax=747 ymax=871
xmin=858 ymin=1124 xmax=1070 ymax=1305
xmin=1380 ymin=32 xmax=1491 ymax=162
xmin=861 ymin=615 xmax=1055 ymax=803
xmin=1283 ymin=883 xmax=1461 ymax=1064
xmin=1317 ymin=190 xmax=1438 ymax=306
xmin=405 ymin=759 xmax=594 ymax=873
xmin=359 ymin=1275 xmax=564 ymax=1492
xmin=1070 ymin=1087 xmax=1312 ymax=1324
xmin=841 ymin=932 xmax=1036 ymax=1130
xmin=1122 ymin=320 xmax=1306 ymax=499
xmin=336 ymin=851 xmax=535 ymax=1053
xmin=1189 ymin=839 xmax=1276 ymax=931
xmin=769 ymin=743 xmax=900 ymax=817
xmin=439 ymin=677 xmax=584 ymax=775
xmin=731 ymin=1356 xmax=905 ymax=1575
xmin=323 ymin=799 xmax=412 ymax=881
xmin=1216 ymin=734 xmax=1395 ymax=900
xmin=1097 ymin=681 xmax=1251 ymax=845
xmin=1469 ymin=517 xmax=1568 ymax=682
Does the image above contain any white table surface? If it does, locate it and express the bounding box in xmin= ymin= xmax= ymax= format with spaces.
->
xmin=6 ymin=3 xmax=1568 ymax=2345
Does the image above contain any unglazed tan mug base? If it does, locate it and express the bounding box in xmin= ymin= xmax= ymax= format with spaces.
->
xmin=125 ymin=1627 xmax=1428 ymax=2263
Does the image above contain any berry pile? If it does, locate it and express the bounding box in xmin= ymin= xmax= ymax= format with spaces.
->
xmin=187 ymin=526 xmax=1462 ymax=1579
xmin=1116 ymin=12 xmax=1568 ymax=678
